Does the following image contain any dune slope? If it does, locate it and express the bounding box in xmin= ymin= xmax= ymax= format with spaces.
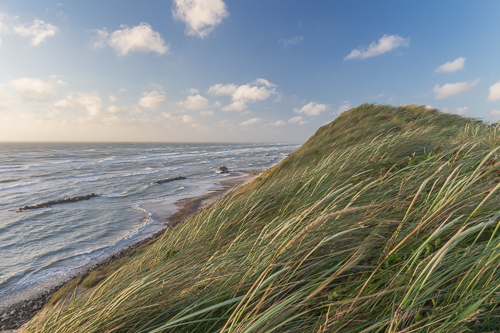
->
xmin=25 ymin=104 xmax=500 ymax=332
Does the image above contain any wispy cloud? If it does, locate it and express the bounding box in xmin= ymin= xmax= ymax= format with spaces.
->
xmin=0 ymin=13 xmax=58 ymax=46
xmin=0 ymin=90 xmax=14 ymax=102
xmin=490 ymin=109 xmax=500 ymax=117
xmin=241 ymin=117 xmax=262 ymax=126
xmin=265 ymin=120 xmax=286 ymax=127
xmin=433 ymin=79 xmax=479 ymax=99
xmin=11 ymin=77 xmax=66 ymax=101
xmin=279 ymin=35 xmax=303 ymax=48
xmin=14 ymin=19 xmax=58 ymax=45
xmin=172 ymin=0 xmax=229 ymax=38
xmin=345 ymin=34 xmax=409 ymax=60
xmin=435 ymin=57 xmax=466 ymax=73
xmin=288 ymin=116 xmax=306 ymax=125
xmin=442 ymin=106 xmax=468 ymax=115
xmin=294 ymin=102 xmax=329 ymax=116
xmin=336 ymin=101 xmax=351 ymax=113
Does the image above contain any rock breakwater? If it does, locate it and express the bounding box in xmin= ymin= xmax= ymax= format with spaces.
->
xmin=18 ymin=193 xmax=100 ymax=212
xmin=153 ymin=176 xmax=186 ymax=185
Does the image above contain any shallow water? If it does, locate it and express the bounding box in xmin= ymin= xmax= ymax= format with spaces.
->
xmin=0 ymin=142 xmax=298 ymax=309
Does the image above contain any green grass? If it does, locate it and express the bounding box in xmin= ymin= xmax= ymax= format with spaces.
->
xmin=24 ymin=104 xmax=500 ymax=332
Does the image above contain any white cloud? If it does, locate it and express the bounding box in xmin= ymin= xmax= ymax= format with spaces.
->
xmin=172 ymin=0 xmax=229 ymax=38
xmin=442 ymin=106 xmax=468 ymax=115
xmin=487 ymin=81 xmax=500 ymax=102
xmin=14 ymin=19 xmax=58 ymax=45
xmin=241 ymin=117 xmax=262 ymax=126
xmin=232 ymin=85 xmax=274 ymax=103
xmin=435 ymin=57 xmax=466 ymax=73
xmin=161 ymin=112 xmax=197 ymax=124
xmin=294 ymin=102 xmax=329 ymax=116
xmin=207 ymin=83 xmax=238 ymax=95
xmin=200 ymin=110 xmax=214 ymax=116
xmin=108 ymin=95 xmax=117 ymax=102
xmin=266 ymin=120 xmax=286 ymax=126
xmin=75 ymin=92 xmax=102 ymax=117
xmin=106 ymin=105 xmax=141 ymax=115
xmin=490 ymin=110 xmax=500 ymax=117
xmin=433 ymin=79 xmax=479 ymax=99
xmin=336 ymin=101 xmax=351 ymax=113
xmin=0 ymin=90 xmax=15 ymax=104
xmin=178 ymin=94 xmax=211 ymax=110
xmin=119 ymin=88 xmax=128 ymax=93
xmin=289 ymin=116 xmax=307 ymax=125
xmin=182 ymin=115 xmax=195 ymax=123
xmin=220 ymin=101 xmax=245 ymax=111
xmin=11 ymin=78 xmax=65 ymax=101
xmin=162 ymin=112 xmax=174 ymax=119
xmin=209 ymin=79 xmax=277 ymax=112
xmin=252 ymin=78 xmax=276 ymax=88
xmin=54 ymin=95 xmax=74 ymax=108
xmin=92 ymin=23 xmax=169 ymax=56
xmin=279 ymin=35 xmax=303 ymax=47
xmin=102 ymin=116 xmax=121 ymax=126
xmin=138 ymin=90 xmax=167 ymax=109
xmin=344 ymin=34 xmax=409 ymax=60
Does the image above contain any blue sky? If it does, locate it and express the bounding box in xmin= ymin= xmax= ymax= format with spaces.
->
xmin=0 ymin=0 xmax=499 ymax=142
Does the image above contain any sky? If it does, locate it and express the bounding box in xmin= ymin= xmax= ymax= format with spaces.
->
xmin=0 ymin=1 xmax=499 ymax=142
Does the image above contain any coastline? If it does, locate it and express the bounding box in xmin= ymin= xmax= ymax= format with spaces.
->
xmin=0 ymin=169 xmax=264 ymax=332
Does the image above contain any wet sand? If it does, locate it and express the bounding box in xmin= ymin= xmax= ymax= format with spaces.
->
xmin=0 ymin=169 xmax=264 ymax=332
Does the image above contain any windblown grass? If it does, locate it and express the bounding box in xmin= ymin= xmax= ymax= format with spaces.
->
xmin=25 ymin=104 xmax=500 ymax=332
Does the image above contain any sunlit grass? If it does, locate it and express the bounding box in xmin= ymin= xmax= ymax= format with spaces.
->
xmin=24 ymin=104 xmax=500 ymax=332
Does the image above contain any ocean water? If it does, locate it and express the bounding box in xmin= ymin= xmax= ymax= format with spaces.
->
xmin=0 ymin=142 xmax=299 ymax=309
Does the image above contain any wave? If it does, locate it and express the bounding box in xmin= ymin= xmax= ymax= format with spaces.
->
xmin=0 ymin=179 xmax=45 ymax=191
xmin=102 ymin=191 xmax=129 ymax=198
xmin=98 ymin=156 xmax=116 ymax=163
xmin=50 ymin=160 xmax=73 ymax=165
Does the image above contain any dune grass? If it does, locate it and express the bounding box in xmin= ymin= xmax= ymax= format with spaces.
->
xmin=24 ymin=104 xmax=500 ymax=332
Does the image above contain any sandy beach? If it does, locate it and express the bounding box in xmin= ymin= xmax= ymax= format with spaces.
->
xmin=0 ymin=169 xmax=264 ymax=332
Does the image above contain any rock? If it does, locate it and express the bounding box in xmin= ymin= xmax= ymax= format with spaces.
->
xmin=18 ymin=193 xmax=100 ymax=212
xmin=216 ymin=166 xmax=229 ymax=174
xmin=153 ymin=176 xmax=186 ymax=185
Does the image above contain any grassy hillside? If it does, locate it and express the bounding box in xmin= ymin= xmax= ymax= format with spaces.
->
xmin=25 ymin=104 xmax=500 ymax=332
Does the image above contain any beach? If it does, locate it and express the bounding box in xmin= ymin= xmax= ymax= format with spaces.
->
xmin=0 ymin=169 xmax=264 ymax=332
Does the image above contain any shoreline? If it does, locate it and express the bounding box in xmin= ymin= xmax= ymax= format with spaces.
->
xmin=0 ymin=169 xmax=264 ymax=332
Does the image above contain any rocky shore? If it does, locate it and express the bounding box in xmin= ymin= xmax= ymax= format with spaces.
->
xmin=17 ymin=193 xmax=100 ymax=212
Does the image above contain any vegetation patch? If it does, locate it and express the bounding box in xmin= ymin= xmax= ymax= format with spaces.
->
xmin=25 ymin=104 xmax=500 ymax=332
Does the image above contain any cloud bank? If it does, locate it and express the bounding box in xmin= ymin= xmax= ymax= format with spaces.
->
xmin=435 ymin=57 xmax=466 ymax=73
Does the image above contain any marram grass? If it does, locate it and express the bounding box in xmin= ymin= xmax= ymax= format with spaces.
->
xmin=24 ymin=104 xmax=500 ymax=332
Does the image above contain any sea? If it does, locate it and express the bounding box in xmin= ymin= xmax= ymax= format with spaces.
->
xmin=0 ymin=142 xmax=299 ymax=309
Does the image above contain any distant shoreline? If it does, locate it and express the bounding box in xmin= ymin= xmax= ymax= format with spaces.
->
xmin=0 ymin=169 xmax=264 ymax=332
